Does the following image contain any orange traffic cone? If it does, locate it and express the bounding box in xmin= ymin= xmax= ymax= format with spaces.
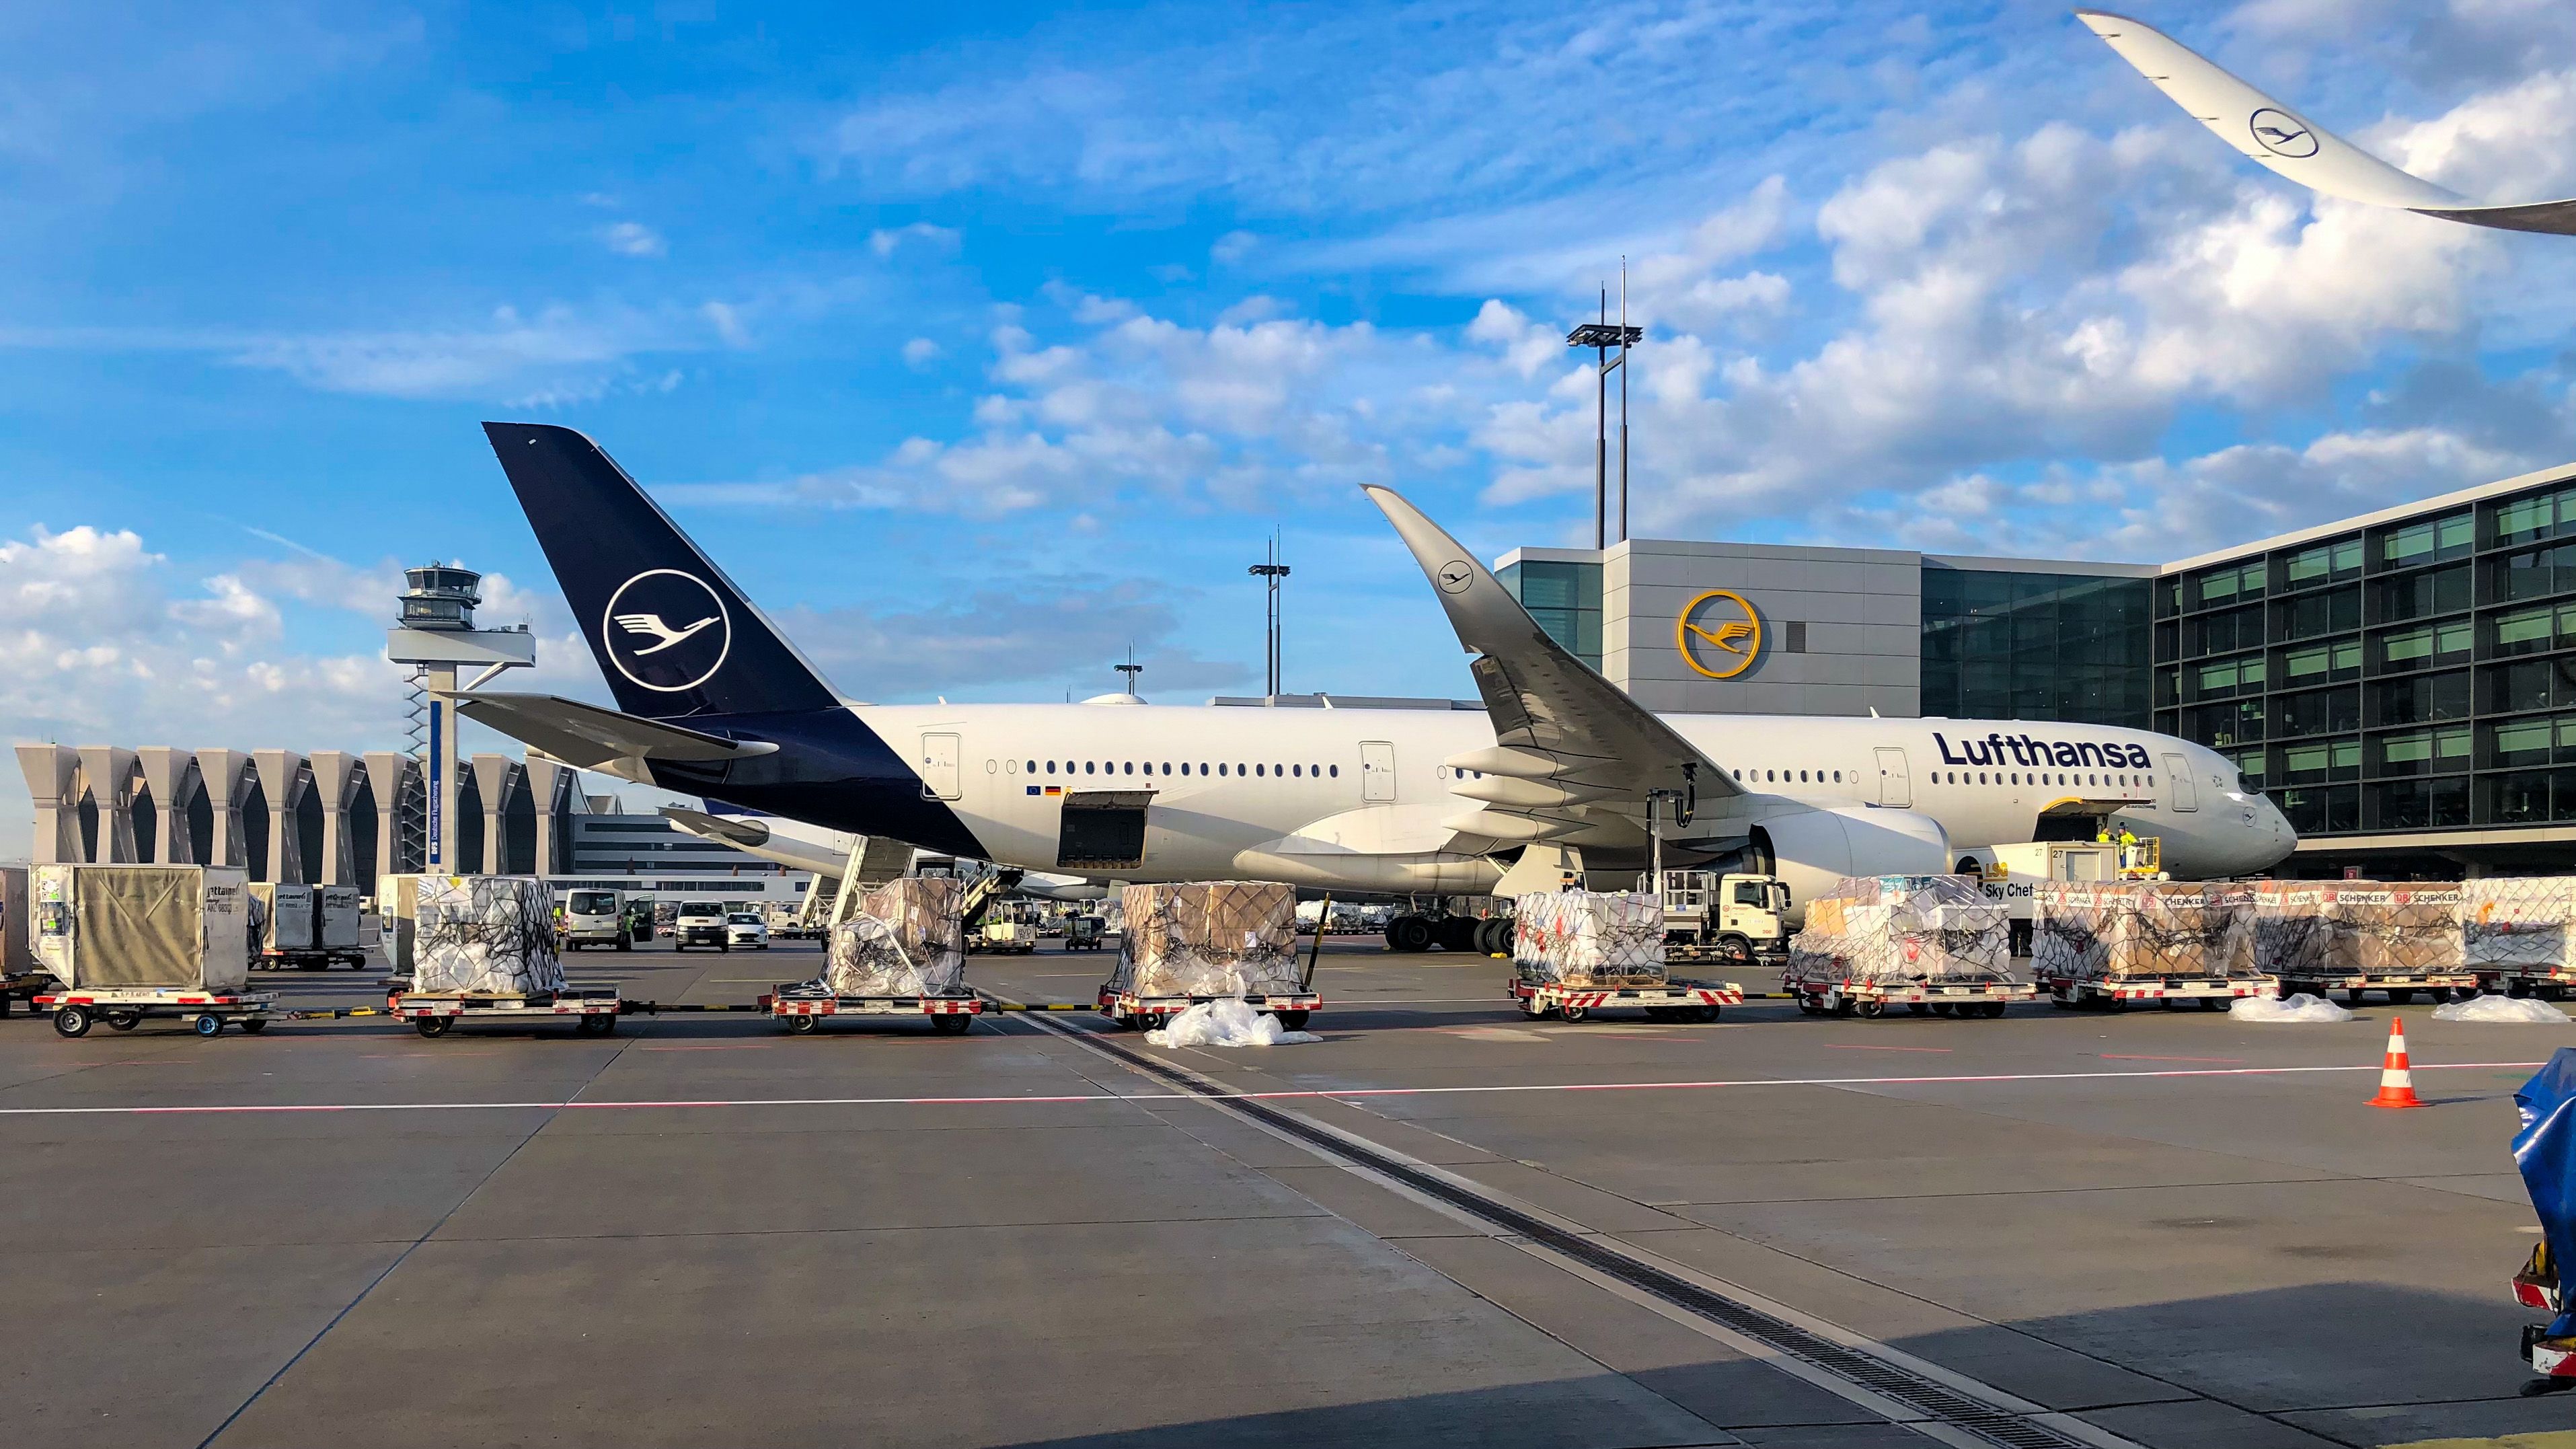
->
xmin=2368 ymin=1016 xmax=2424 ymax=1109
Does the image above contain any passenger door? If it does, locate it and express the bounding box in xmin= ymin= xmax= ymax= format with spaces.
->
xmin=2162 ymin=753 xmax=2197 ymax=811
xmin=919 ymin=733 xmax=962 ymax=801
xmin=1360 ymin=741 xmax=1397 ymax=803
xmin=1873 ymin=747 xmax=1911 ymax=808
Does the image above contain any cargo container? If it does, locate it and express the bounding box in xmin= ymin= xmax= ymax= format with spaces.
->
xmin=30 ymin=864 xmax=274 ymax=1037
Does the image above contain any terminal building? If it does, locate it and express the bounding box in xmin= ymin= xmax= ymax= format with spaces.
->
xmin=1501 ymin=460 xmax=2576 ymax=879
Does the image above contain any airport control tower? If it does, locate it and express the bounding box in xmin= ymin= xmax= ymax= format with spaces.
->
xmin=387 ymin=566 xmax=533 ymax=872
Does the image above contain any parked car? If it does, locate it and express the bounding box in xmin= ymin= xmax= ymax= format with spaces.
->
xmin=673 ymin=901 xmax=728 ymax=952
xmin=725 ymin=912 xmax=770 ymax=951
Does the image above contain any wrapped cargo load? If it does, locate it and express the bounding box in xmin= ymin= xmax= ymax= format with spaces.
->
xmin=1788 ymin=875 xmax=2010 ymax=986
xmin=412 ymin=876 xmax=563 ymax=995
xmin=822 ymin=875 xmax=967 ymax=996
xmin=1114 ymin=881 xmax=1300 ymax=997
xmin=1513 ymin=891 xmax=1665 ymax=985
xmin=2033 ymin=881 xmax=2256 ymax=981
xmin=2464 ymin=877 xmax=2576 ymax=969
xmin=2253 ymin=881 xmax=2464 ymax=974
xmin=249 ymin=882 xmax=317 ymax=953
xmin=30 ymin=864 xmax=251 ymax=992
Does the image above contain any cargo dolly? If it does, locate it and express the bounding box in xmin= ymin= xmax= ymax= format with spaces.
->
xmin=2516 ymin=1242 xmax=2575 ymax=1391
xmin=390 ymin=986 xmax=623 ymax=1038
xmin=0 ymin=971 xmax=51 ymax=1018
xmin=1513 ymin=978 xmax=1741 ymax=1023
xmin=2269 ymin=970 xmax=2477 ymax=1006
xmin=1792 ymin=975 xmax=2033 ymax=1019
xmin=763 ymin=984 xmax=983 ymax=1035
xmin=37 ymin=988 xmax=280 ymax=1038
xmin=1098 ymin=986 xmax=1318 ymax=1032
xmin=2040 ymin=973 xmax=2278 ymax=1010
xmin=2493 ymin=965 xmax=2576 ymax=1001
xmin=256 ymin=946 xmax=369 ymax=972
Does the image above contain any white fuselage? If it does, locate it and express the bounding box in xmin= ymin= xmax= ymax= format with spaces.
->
xmin=842 ymin=700 xmax=2294 ymax=891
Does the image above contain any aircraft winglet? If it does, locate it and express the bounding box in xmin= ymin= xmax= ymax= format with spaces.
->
xmin=2075 ymin=9 xmax=2576 ymax=235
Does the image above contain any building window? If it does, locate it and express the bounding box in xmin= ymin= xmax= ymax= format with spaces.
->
xmin=2278 ymin=637 xmax=2361 ymax=687
xmin=1784 ymin=621 xmax=1807 ymax=653
xmin=2368 ymin=725 xmax=2469 ymax=777
xmin=2377 ymin=512 xmax=2473 ymax=570
xmin=2489 ymin=601 xmax=2576 ymax=658
xmin=2277 ymin=738 xmax=2361 ymax=784
xmin=2374 ymin=618 xmax=2472 ymax=671
xmin=2368 ymin=777 xmax=2469 ymax=830
xmin=2490 ymin=484 xmax=2576 ymax=548
xmin=1920 ymin=566 xmax=2150 ymax=727
xmin=2281 ymin=537 xmax=2363 ymax=591
xmin=1499 ymin=560 xmax=1603 ymax=669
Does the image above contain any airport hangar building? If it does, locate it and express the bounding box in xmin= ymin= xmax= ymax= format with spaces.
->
xmin=1499 ymin=459 xmax=2576 ymax=879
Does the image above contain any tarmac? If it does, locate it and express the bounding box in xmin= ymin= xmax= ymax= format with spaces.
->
xmin=1 ymin=935 xmax=2569 ymax=1449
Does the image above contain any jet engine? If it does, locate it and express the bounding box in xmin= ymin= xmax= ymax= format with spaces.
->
xmin=1747 ymin=806 xmax=1951 ymax=924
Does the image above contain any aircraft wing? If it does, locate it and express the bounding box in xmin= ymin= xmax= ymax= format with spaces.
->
xmin=449 ymin=692 xmax=779 ymax=778
xmin=1363 ymin=486 xmax=1738 ymax=850
xmin=2076 ymin=10 xmax=2576 ymax=234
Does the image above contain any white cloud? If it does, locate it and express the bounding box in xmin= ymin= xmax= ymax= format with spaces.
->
xmin=901 ymin=336 xmax=942 ymax=367
xmin=868 ymin=221 xmax=960 ymax=258
xmin=602 ymin=220 xmax=665 ymax=258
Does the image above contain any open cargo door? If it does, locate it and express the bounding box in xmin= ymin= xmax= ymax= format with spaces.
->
xmin=1057 ymin=790 xmax=1151 ymax=870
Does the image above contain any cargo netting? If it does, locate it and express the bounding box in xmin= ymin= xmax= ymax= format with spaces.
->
xmin=2464 ymin=877 xmax=2576 ymax=969
xmin=2250 ymin=881 xmax=2464 ymax=975
xmin=2033 ymin=881 xmax=2256 ymax=982
xmin=413 ymin=877 xmax=564 ymax=995
xmin=819 ymin=876 xmax=967 ymax=996
xmin=1113 ymin=881 xmax=1300 ymax=997
xmin=1512 ymin=890 xmax=1666 ymax=986
xmin=1788 ymin=875 xmax=2012 ymax=988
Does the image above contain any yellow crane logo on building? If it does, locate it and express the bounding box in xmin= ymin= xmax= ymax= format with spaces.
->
xmin=1677 ymin=590 xmax=1761 ymax=679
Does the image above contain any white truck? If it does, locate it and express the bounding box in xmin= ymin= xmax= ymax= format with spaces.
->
xmin=1659 ymin=871 xmax=1792 ymax=964
xmin=1976 ymin=842 xmax=2121 ymax=957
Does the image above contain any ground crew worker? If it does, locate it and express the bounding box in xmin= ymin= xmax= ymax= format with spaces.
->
xmin=2116 ymin=825 xmax=2140 ymax=871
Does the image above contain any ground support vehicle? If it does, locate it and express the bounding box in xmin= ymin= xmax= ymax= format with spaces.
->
xmin=1098 ymin=986 xmax=1320 ymax=1032
xmin=258 ymin=945 xmax=369 ymax=972
xmin=764 ymin=984 xmax=982 ymax=1035
xmin=973 ymin=920 xmax=1039 ymax=955
xmin=1659 ymin=871 xmax=1791 ymax=965
xmin=1062 ymin=916 xmax=1108 ymax=952
xmin=38 ymin=988 xmax=279 ymax=1038
xmin=0 ymin=971 xmax=52 ymax=1017
xmin=2041 ymin=973 xmax=2277 ymax=1010
xmin=1792 ymin=973 xmax=2033 ymax=1019
xmin=2269 ymin=970 xmax=2477 ymax=1006
xmin=391 ymin=986 xmax=623 ymax=1038
xmin=1512 ymin=977 xmax=1742 ymax=1023
xmin=2495 ymin=964 xmax=2576 ymax=1000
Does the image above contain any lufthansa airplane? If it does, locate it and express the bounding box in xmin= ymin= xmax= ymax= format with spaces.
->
xmin=456 ymin=423 xmax=2294 ymax=920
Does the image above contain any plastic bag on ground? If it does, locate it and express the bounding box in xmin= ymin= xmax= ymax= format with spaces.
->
xmin=2229 ymin=992 xmax=2353 ymax=1023
xmin=1145 ymin=997 xmax=1321 ymax=1047
xmin=2432 ymin=994 xmax=2572 ymax=1025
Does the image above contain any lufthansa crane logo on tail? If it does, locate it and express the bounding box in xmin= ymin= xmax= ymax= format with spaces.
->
xmin=602 ymin=569 xmax=731 ymax=693
xmin=1677 ymin=590 xmax=1761 ymax=680
xmin=1437 ymin=560 xmax=1474 ymax=594
xmin=2248 ymin=108 xmax=2318 ymax=159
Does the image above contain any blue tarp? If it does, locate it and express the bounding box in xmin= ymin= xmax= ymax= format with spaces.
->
xmin=2514 ymin=1047 xmax=2576 ymax=1339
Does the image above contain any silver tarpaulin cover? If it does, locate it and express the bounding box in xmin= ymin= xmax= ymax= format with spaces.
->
xmin=1788 ymin=875 xmax=2012 ymax=987
xmin=823 ymin=876 xmax=966 ymax=996
xmin=413 ymin=877 xmax=564 ymax=994
xmin=1113 ymin=881 xmax=1300 ymax=997
xmin=1511 ymin=891 xmax=1665 ymax=985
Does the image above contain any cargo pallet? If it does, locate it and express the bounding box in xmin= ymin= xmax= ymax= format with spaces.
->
xmin=390 ymin=986 xmax=623 ymax=1038
xmin=256 ymin=947 xmax=369 ymax=972
xmin=763 ymin=987 xmax=983 ymax=1035
xmin=1792 ymin=977 xmax=2033 ymax=1018
xmin=36 ymin=988 xmax=280 ymax=1038
xmin=0 ymin=971 xmax=51 ymax=1017
xmin=2271 ymin=971 xmax=2477 ymax=1005
xmin=1098 ymin=987 xmax=1319 ymax=1031
xmin=1665 ymin=942 xmax=1781 ymax=967
xmin=2041 ymin=974 xmax=2277 ymax=1010
xmin=1513 ymin=978 xmax=1743 ymax=1023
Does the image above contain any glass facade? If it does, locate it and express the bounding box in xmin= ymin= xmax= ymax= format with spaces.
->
xmin=1500 ymin=560 xmax=1603 ymax=669
xmin=2156 ymin=474 xmax=2576 ymax=838
xmin=1920 ymin=568 xmax=2153 ymax=727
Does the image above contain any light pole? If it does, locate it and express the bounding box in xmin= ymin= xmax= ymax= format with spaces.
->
xmin=1568 ymin=275 xmax=1644 ymax=550
xmin=1249 ymin=534 xmax=1291 ymax=699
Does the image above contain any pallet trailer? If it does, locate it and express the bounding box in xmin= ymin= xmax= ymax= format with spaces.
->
xmin=36 ymin=988 xmax=280 ymax=1038
xmin=0 ymin=971 xmax=50 ymax=1017
xmin=1098 ymin=987 xmax=1319 ymax=1032
xmin=390 ymin=986 xmax=623 ymax=1038
xmin=1792 ymin=976 xmax=2034 ymax=1019
xmin=764 ymin=987 xmax=983 ymax=1035
xmin=256 ymin=946 xmax=369 ymax=972
xmin=1512 ymin=978 xmax=1743 ymax=1023
xmin=2041 ymin=974 xmax=2279 ymax=1010
xmin=2271 ymin=971 xmax=2478 ymax=1006
xmin=2493 ymin=965 xmax=2576 ymax=1001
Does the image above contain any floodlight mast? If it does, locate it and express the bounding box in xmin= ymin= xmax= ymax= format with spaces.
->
xmin=1248 ymin=532 xmax=1291 ymax=699
xmin=1567 ymin=283 xmax=1645 ymax=550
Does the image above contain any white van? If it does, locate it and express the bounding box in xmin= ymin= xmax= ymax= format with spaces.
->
xmin=674 ymin=900 xmax=728 ymax=952
xmin=562 ymin=889 xmax=631 ymax=951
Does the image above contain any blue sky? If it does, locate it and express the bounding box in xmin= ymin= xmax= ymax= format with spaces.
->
xmin=7 ymin=0 xmax=2576 ymax=853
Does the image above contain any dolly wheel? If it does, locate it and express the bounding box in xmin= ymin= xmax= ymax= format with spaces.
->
xmin=1692 ymin=1005 xmax=1720 ymax=1024
xmin=239 ymin=1016 xmax=268 ymax=1033
xmin=1854 ymin=998 xmax=1885 ymax=1020
xmin=931 ymin=1012 xmax=973 ymax=1035
xmin=786 ymin=1013 xmax=820 ymax=1035
xmin=1271 ymin=1010 xmax=1309 ymax=1031
xmin=192 ymin=1013 xmax=224 ymax=1038
xmin=108 ymin=1012 xmax=142 ymax=1032
xmin=1979 ymin=1002 xmax=2008 ymax=1019
xmin=414 ymin=1016 xmax=452 ymax=1039
xmin=1558 ymin=1004 xmax=1589 ymax=1023
xmin=54 ymin=1005 xmax=91 ymax=1038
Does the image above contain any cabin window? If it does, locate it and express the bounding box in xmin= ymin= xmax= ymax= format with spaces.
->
xmin=1329 ymin=765 xmax=1338 ymax=777
xmin=1084 ymin=761 xmax=1096 ymax=775
xmin=1045 ymin=761 xmax=1056 ymax=774
xmin=1217 ymin=764 xmax=1227 ymax=776
xmin=1256 ymin=764 xmax=1265 ymax=777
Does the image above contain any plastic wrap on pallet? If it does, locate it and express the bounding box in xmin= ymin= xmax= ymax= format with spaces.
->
xmin=1786 ymin=875 xmax=2010 ymax=987
xmin=412 ymin=877 xmax=564 ymax=994
xmin=2251 ymin=880 xmax=2463 ymax=975
xmin=1113 ymin=881 xmax=1301 ymax=997
xmin=2034 ymin=881 xmax=2256 ymax=982
xmin=823 ymin=875 xmax=966 ymax=996
xmin=1511 ymin=890 xmax=1666 ymax=986
xmin=2464 ymin=877 xmax=2576 ymax=969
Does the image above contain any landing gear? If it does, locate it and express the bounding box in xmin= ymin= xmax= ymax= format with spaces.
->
xmin=1384 ymin=915 xmax=1437 ymax=953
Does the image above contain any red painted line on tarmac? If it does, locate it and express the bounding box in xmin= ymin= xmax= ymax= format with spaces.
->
xmin=637 ymin=1043 xmax=777 ymax=1052
xmin=2100 ymin=1053 xmax=2244 ymax=1064
xmin=0 ymin=1060 xmax=2548 ymax=1117
xmin=1821 ymin=1045 xmax=1953 ymax=1054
